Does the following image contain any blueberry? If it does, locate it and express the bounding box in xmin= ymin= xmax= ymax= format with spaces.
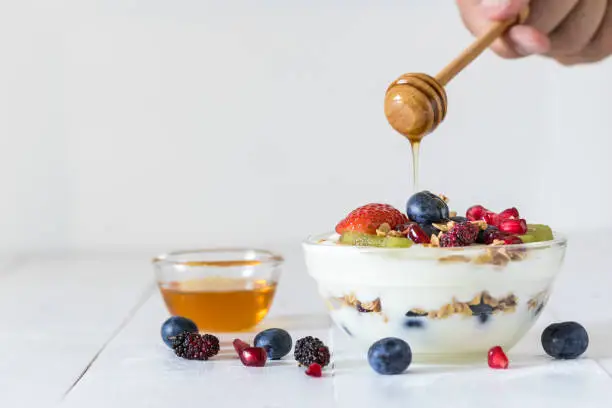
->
xmin=450 ymin=216 xmax=468 ymax=223
xmin=368 ymin=337 xmax=412 ymax=375
xmin=541 ymin=322 xmax=589 ymax=359
xmin=404 ymin=319 xmax=424 ymax=329
xmin=161 ymin=316 xmax=198 ymax=348
xmin=469 ymin=303 xmax=494 ymax=325
xmin=534 ymin=303 xmax=544 ymax=316
xmin=418 ymin=223 xmax=441 ymax=238
xmin=477 ymin=225 xmax=499 ymax=244
xmin=406 ymin=191 xmax=449 ymax=223
xmin=254 ymin=328 xmax=293 ymax=360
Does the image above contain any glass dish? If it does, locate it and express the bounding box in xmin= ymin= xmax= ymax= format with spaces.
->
xmin=303 ymin=232 xmax=567 ymax=362
xmin=153 ymin=248 xmax=283 ymax=332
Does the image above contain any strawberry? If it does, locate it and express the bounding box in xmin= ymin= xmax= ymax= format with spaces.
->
xmin=335 ymin=204 xmax=408 ymax=235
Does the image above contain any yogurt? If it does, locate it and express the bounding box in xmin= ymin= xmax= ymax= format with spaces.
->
xmin=303 ymin=232 xmax=567 ymax=360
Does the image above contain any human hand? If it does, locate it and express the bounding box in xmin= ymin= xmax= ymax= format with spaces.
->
xmin=456 ymin=0 xmax=612 ymax=65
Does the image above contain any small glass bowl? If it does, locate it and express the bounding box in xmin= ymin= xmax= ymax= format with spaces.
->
xmin=153 ymin=248 xmax=284 ymax=332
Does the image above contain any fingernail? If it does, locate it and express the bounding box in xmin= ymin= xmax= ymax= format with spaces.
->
xmin=481 ymin=0 xmax=511 ymax=7
xmin=514 ymin=40 xmax=544 ymax=56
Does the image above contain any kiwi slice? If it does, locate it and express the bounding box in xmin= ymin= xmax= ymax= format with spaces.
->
xmin=339 ymin=232 xmax=412 ymax=248
xmin=383 ymin=236 xmax=413 ymax=248
xmin=339 ymin=232 xmax=385 ymax=247
xmin=518 ymin=234 xmax=537 ymax=243
xmin=526 ymin=224 xmax=554 ymax=242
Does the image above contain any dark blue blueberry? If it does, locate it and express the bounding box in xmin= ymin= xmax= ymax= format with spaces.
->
xmin=469 ymin=303 xmax=494 ymax=324
xmin=406 ymin=191 xmax=450 ymax=223
xmin=477 ymin=313 xmax=489 ymax=324
xmin=418 ymin=223 xmax=441 ymax=238
xmin=450 ymin=216 xmax=468 ymax=223
xmin=161 ymin=316 xmax=198 ymax=348
xmin=541 ymin=322 xmax=589 ymax=359
xmin=534 ymin=303 xmax=544 ymax=316
xmin=404 ymin=319 xmax=424 ymax=329
xmin=477 ymin=225 xmax=499 ymax=244
xmin=254 ymin=328 xmax=293 ymax=360
xmin=368 ymin=337 xmax=412 ymax=375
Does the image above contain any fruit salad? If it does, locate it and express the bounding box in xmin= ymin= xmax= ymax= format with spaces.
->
xmin=330 ymin=191 xmax=554 ymax=250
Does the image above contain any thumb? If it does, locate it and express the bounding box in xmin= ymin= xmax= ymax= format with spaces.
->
xmin=480 ymin=0 xmax=530 ymax=20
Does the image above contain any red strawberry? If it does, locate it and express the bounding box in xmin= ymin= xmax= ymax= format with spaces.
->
xmin=335 ymin=204 xmax=408 ymax=235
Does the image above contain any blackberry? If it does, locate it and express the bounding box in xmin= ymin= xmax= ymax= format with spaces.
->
xmin=294 ymin=336 xmax=330 ymax=367
xmin=451 ymin=222 xmax=479 ymax=244
xmin=440 ymin=233 xmax=461 ymax=247
xmin=171 ymin=332 xmax=220 ymax=360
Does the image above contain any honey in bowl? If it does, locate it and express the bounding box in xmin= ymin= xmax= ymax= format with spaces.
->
xmin=160 ymin=276 xmax=277 ymax=332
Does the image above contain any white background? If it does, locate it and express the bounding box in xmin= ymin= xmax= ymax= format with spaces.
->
xmin=1 ymin=0 xmax=611 ymax=254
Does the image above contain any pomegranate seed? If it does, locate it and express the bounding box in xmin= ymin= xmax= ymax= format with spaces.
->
xmin=488 ymin=346 xmax=509 ymax=369
xmin=466 ymin=205 xmax=488 ymax=221
xmin=498 ymin=207 xmax=519 ymax=221
xmin=499 ymin=219 xmax=527 ymax=235
xmin=305 ymin=363 xmax=322 ymax=377
xmin=483 ymin=211 xmax=500 ymax=226
xmin=502 ymin=235 xmax=523 ymax=245
xmin=239 ymin=347 xmax=268 ymax=367
xmin=233 ymin=338 xmax=250 ymax=354
xmin=407 ymin=224 xmax=430 ymax=244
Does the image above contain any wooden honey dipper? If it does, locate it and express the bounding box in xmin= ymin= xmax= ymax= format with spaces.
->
xmin=384 ymin=8 xmax=529 ymax=142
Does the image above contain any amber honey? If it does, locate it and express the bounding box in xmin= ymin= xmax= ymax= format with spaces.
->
xmin=160 ymin=276 xmax=277 ymax=332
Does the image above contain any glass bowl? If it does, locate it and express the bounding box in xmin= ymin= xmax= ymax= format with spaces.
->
xmin=302 ymin=233 xmax=567 ymax=362
xmin=153 ymin=248 xmax=284 ymax=332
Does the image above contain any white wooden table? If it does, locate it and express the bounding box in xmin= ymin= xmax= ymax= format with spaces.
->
xmin=3 ymin=231 xmax=612 ymax=407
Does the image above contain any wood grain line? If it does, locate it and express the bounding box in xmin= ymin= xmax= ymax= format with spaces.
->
xmin=61 ymin=281 xmax=156 ymax=400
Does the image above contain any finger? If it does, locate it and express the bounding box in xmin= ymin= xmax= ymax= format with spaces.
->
xmin=555 ymin=2 xmax=612 ymax=64
xmin=525 ymin=0 xmax=581 ymax=34
xmin=506 ymin=25 xmax=551 ymax=55
xmin=479 ymin=0 xmax=531 ymax=20
xmin=457 ymin=0 xmax=535 ymax=58
xmin=548 ymin=0 xmax=607 ymax=56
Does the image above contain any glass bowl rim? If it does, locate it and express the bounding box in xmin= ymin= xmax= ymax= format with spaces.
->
xmin=303 ymin=231 xmax=567 ymax=254
xmin=152 ymin=247 xmax=284 ymax=267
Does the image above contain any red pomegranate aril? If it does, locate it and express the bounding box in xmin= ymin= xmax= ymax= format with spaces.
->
xmin=483 ymin=211 xmax=500 ymax=226
xmin=305 ymin=363 xmax=322 ymax=377
xmin=466 ymin=205 xmax=488 ymax=221
xmin=407 ymin=224 xmax=430 ymax=244
xmin=488 ymin=346 xmax=509 ymax=369
xmin=498 ymin=207 xmax=519 ymax=221
xmin=502 ymin=235 xmax=523 ymax=245
xmin=499 ymin=218 xmax=527 ymax=235
xmin=239 ymin=347 xmax=268 ymax=367
xmin=233 ymin=338 xmax=250 ymax=354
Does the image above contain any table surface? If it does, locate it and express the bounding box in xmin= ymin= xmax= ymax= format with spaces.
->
xmin=4 ymin=231 xmax=612 ymax=408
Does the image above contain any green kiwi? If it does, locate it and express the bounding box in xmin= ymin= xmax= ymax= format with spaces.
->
xmin=383 ymin=236 xmax=413 ymax=248
xmin=339 ymin=232 xmax=385 ymax=247
xmin=518 ymin=234 xmax=537 ymax=243
xmin=339 ymin=232 xmax=413 ymax=248
xmin=526 ymin=224 xmax=554 ymax=242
